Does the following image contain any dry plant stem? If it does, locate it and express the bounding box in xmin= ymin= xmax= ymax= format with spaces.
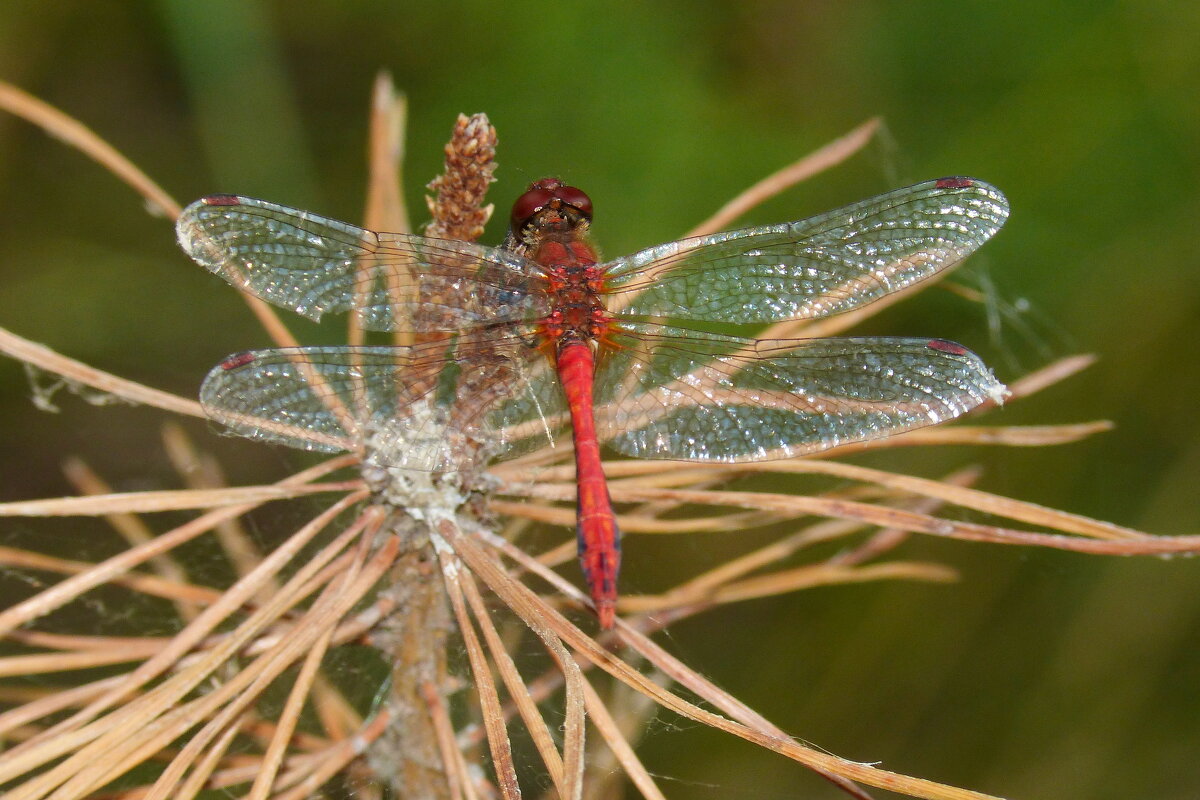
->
xmin=363 ymin=71 xmax=411 ymax=236
xmin=370 ymin=518 xmax=453 ymax=800
xmin=745 ymin=458 xmax=1145 ymax=539
xmin=0 ymin=80 xmax=181 ymax=218
xmin=445 ymin=528 xmax=1002 ymax=800
xmin=0 ymin=82 xmax=312 ymax=356
xmin=890 ymin=421 xmax=1112 ymax=447
xmin=490 ymin=498 xmax=776 ymax=536
xmin=1005 ymin=353 xmax=1097 ymax=399
xmin=461 ymin=545 xmax=590 ymax=800
xmin=704 ymin=561 xmax=956 ymax=607
xmin=460 ymin=573 xmax=566 ymax=787
xmin=552 ymin=483 xmax=1199 ymax=555
xmin=0 ymin=676 xmax=125 ymax=738
xmin=355 ymin=72 xmax=410 ymax=350
xmin=459 ymin=530 xmax=861 ymax=790
xmin=684 ymin=117 xmax=881 ymax=237
xmin=0 ymin=325 xmax=204 ymax=417
xmin=0 ymin=645 xmax=164 ymax=678
xmin=245 ymin=529 xmax=381 ymax=797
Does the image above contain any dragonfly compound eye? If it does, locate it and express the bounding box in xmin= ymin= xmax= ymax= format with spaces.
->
xmin=510 ymin=184 xmax=558 ymax=230
xmin=511 ymin=178 xmax=594 ymax=230
xmin=552 ymin=184 xmax=593 ymax=220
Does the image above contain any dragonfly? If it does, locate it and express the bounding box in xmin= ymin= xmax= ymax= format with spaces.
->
xmin=177 ymin=176 xmax=1009 ymax=628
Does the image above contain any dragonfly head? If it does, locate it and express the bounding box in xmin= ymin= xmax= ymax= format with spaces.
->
xmin=510 ymin=178 xmax=593 ymax=237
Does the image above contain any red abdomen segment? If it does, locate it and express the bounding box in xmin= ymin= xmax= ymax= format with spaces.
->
xmin=556 ymin=339 xmax=621 ymax=628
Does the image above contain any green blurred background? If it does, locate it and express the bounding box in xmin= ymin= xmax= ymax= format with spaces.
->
xmin=1 ymin=2 xmax=1197 ymax=798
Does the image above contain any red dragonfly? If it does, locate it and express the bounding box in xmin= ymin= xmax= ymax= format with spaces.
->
xmin=178 ymin=176 xmax=1008 ymax=628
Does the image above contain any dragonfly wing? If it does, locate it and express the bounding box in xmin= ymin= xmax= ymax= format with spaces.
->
xmin=177 ymin=195 xmax=551 ymax=332
xmin=603 ymin=178 xmax=1008 ymax=323
xmin=200 ymin=333 xmax=562 ymax=471
xmin=593 ymin=322 xmax=1005 ymax=462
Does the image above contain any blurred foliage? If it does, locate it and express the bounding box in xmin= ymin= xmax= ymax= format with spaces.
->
xmin=0 ymin=2 xmax=1197 ymax=798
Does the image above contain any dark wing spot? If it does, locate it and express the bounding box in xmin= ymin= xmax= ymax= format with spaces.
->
xmin=925 ymin=338 xmax=969 ymax=356
xmin=202 ymin=194 xmax=243 ymax=206
xmin=934 ymin=177 xmax=975 ymax=189
xmin=220 ymin=351 xmax=258 ymax=370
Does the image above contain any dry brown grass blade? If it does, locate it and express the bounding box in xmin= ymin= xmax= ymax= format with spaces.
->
xmin=110 ymin=532 xmax=395 ymax=800
xmin=62 ymin=455 xmax=200 ymax=619
xmin=513 ymin=479 xmax=1199 ymax=555
xmin=246 ymin=564 xmax=359 ymax=799
xmin=439 ymin=550 xmax=522 ymax=800
xmin=884 ymin=421 xmax=1113 ymax=447
xmin=0 ymin=80 xmax=180 ymax=218
xmin=159 ymin=423 xmax=284 ymax=613
xmin=0 ymin=676 xmax=125 ymax=739
xmin=503 ymin=451 xmax=1149 ymax=542
xmin=671 ymin=471 xmax=973 ymax=601
xmin=740 ymin=458 xmax=1147 ymax=540
xmin=625 ymin=561 xmax=954 ymax=616
xmin=711 ymin=560 xmax=957 ymax=604
xmin=0 ymin=544 xmax=222 ymax=607
xmin=490 ymin=497 xmax=775 ymax=534
xmin=614 ymin=621 xmax=877 ymax=800
xmin=363 ymin=71 xmax=411 ymax=236
xmin=171 ymin=712 xmax=249 ymax=800
xmin=576 ymin=677 xmax=667 ymax=800
xmin=0 ymin=82 xmax=309 ymax=355
xmin=1006 ymin=354 xmax=1097 ymax=399
xmin=0 ymin=325 xmax=204 ymax=418
xmin=275 ymin=715 xmax=394 ymax=800
xmin=0 ymin=493 xmax=372 ymax=782
xmin=352 ymin=71 xmax=411 ymax=353
xmin=0 ymin=461 xmax=357 ymax=637
xmin=684 ymin=117 xmax=881 ymax=237
xmin=421 ymin=681 xmax=472 ymax=800
xmin=459 ymin=567 xmax=577 ymax=800
xmin=0 ymin=482 xmax=359 ymax=517
xmin=129 ymin=539 xmax=392 ymax=800
xmin=10 ymin=542 xmax=359 ymax=799
xmin=0 ymin=645 xmax=165 ymax=679
xmin=446 ymin=528 xmax=1004 ymax=800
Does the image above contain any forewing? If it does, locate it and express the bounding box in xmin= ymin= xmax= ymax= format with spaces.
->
xmin=199 ymin=332 xmax=564 ymax=471
xmin=603 ymin=178 xmax=1009 ymax=323
xmin=593 ymin=322 xmax=1005 ymax=462
xmin=177 ymin=195 xmax=551 ymax=332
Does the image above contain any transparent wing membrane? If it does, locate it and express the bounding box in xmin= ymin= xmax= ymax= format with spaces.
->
xmin=199 ymin=333 xmax=564 ymax=471
xmin=593 ymin=323 xmax=1005 ymax=461
xmin=177 ymin=195 xmax=551 ymax=332
xmin=603 ymin=178 xmax=1009 ymax=323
